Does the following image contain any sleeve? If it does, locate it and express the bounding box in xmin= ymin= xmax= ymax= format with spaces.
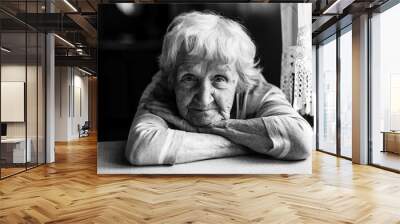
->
xmin=125 ymin=71 xmax=185 ymax=165
xmin=255 ymin=85 xmax=313 ymax=160
xmin=125 ymin=112 xmax=186 ymax=165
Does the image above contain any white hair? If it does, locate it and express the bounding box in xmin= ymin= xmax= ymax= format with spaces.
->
xmin=158 ymin=11 xmax=262 ymax=92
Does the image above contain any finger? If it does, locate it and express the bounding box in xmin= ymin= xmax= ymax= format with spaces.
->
xmin=221 ymin=111 xmax=230 ymax=120
xmin=210 ymin=120 xmax=228 ymax=128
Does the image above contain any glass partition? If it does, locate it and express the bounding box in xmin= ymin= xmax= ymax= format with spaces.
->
xmin=317 ymin=35 xmax=337 ymax=155
xmin=0 ymin=1 xmax=46 ymax=179
xmin=26 ymin=0 xmax=41 ymax=170
xmin=1 ymin=31 xmax=28 ymax=178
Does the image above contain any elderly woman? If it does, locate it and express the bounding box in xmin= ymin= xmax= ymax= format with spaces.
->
xmin=125 ymin=11 xmax=313 ymax=165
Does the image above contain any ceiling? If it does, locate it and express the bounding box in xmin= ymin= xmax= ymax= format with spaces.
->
xmin=0 ymin=0 xmax=392 ymax=73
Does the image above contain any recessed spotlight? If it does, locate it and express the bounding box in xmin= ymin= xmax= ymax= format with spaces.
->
xmin=63 ymin=0 xmax=78 ymax=12
xmin=54 ymin=34 xmax=75 ymax=48
xmin=77 ymin=67 xmax=92 ymax=76
xmin=1 ymin=47 xmax=11 ymax=53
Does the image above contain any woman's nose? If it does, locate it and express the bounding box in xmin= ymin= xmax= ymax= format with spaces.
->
xmin=194 ymin=80 xmax=214 ymax=106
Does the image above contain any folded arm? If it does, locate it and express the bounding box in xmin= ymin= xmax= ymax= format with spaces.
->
xmin=124 ymin=71 xmax=246 ymax=166
xmin=125 ymin=112 xmax=248 ymax=166
xmin=200 ymin=116 xmax=312 ymax=160
xmin=200 ymin=86 xmax=313 ymax=160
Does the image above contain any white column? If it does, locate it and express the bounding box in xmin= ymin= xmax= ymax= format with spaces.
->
xmin=352 ymin=14 xmax=369 ymax=164
xmin=46 ymin=0 xmax=55 ymax=163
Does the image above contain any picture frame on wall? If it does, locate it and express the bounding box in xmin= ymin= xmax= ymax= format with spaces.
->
xmin=97 ymin=3 xmax=313 ymax=175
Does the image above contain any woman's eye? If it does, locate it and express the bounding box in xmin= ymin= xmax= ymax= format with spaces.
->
xmin=181 ymin=74 xmax=196 ymax=82
xmin=214 ymin=75 xmax=228 ymax=83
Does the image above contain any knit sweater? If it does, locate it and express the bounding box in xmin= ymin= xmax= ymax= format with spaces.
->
xmin=125 ymin=71 xmax=313 ymax=165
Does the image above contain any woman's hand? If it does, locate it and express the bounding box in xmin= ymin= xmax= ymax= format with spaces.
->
xmin=145 ymin=101 xmax=198 ymax=133
xmin=198 ymin=119 xmax=271 ymax=153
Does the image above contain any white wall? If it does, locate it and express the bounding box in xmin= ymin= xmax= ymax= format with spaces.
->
xmin=55 ymin=66 xmax=89 ymax=141
xmin=55 ymin=66 xmax=69 ymax=141
xmin=71 ymin=72 xmax=89 ymax=138
xmin=1 ymin=65 xmax=42 ymax=137
xmin=1 ymin=63 xmax=46 ymax=163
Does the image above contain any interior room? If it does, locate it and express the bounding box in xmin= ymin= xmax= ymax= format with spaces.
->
xmin=1 ymin=18 xmax=46 ymax=177
xmin=1 ymin=0 xmax=400 ymax=223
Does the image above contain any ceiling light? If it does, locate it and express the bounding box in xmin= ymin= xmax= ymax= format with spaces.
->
xmin=322 ymin=0 xmax=355 ymax=15
xmin=76 ymin=49 xmax=85 ymax=55
xmin=63 ymin=0 xmax=78 ymax=12
xmin=1 ymin=47 xmax=11 ymax=53
xmin=54 ymin=34 xmax=75 ymax=48
xmin=78 ymin=67 xmax=92 ymax=76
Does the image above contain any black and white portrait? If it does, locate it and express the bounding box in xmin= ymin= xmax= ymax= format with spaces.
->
xmin=97 ymin=3 xmax=313 ymax=174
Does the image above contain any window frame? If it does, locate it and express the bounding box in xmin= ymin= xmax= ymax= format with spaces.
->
xmin=316 ymin=23 xmax=353 ymax=161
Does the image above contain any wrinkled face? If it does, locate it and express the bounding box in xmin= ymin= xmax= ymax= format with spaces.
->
xmin=174 ymin=57 xmax=239 ymax=127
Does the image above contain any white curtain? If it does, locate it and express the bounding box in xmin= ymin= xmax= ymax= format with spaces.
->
xmin=280 ymin=4 xmax=312 ymax=115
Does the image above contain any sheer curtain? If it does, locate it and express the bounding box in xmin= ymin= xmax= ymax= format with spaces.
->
xmin=280 ymin=4 xmax=312 ymax=115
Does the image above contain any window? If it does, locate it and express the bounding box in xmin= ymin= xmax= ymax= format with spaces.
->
xmin=317 ymin=24 xmax=353 ymax=159
xmin=339 ymin=28 xmax=352 ymax=158
xmin=317 ymin=36 xmax=337 ymax=155
xmin=370 ymin=2 xmax=400 ymax=171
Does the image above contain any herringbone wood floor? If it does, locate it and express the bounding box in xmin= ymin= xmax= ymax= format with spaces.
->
xmin=1 ymin=134 xmax=400 ymax=224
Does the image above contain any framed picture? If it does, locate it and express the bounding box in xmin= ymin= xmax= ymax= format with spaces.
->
xmin=97 ymin=3 xmax=313 ymax=174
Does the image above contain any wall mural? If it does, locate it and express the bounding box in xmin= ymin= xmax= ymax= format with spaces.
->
xmin=97 ymin=3 xmax=313 ymax=174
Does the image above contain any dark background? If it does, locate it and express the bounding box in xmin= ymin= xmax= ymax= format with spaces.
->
xmin=98 ymin=3 xmax=282 ymax=141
